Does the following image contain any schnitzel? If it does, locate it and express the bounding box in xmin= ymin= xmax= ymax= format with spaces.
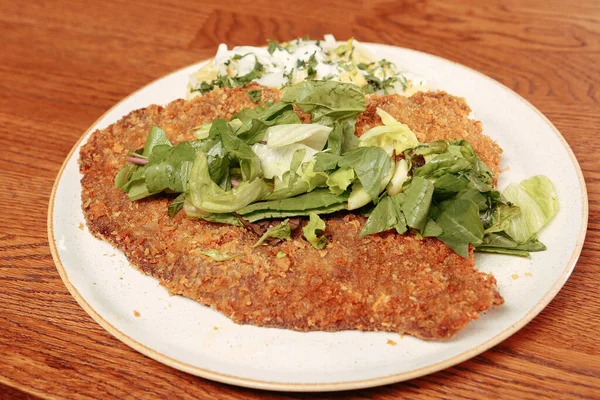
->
xmin=80 ymin=85 xmax=503 ymax=340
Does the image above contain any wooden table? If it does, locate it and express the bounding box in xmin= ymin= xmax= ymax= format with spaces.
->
xmin=1 ymin=0 xmax=598 ymax=398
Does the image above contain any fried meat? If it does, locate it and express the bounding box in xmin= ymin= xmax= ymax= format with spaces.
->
xmin=80 ymin=86 xmax=503 ymax=340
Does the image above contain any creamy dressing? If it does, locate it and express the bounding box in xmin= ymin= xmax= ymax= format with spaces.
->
xmin=187 ymin=36 xmax=428 ymax=98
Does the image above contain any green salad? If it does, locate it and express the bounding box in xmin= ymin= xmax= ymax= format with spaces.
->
xmin=116 ymin=81 xmax=558 ymax=257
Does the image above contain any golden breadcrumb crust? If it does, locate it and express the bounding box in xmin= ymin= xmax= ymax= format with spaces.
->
xmin=79 ymin=85 xmax=503 ymax=340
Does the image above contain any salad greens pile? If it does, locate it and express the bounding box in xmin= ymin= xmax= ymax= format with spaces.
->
xmin=116 ymin=81 xmax=557 ymax=257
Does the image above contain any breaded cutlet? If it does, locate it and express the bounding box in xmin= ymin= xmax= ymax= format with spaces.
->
xmin=79 ymin=85 xmax=503 ymax=340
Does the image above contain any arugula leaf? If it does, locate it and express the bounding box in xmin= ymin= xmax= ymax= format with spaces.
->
xmin=303 ymin=212 xmax=328 ymax=249
xmin=116 ymin=132 xmax=196 ymax=201
xmin=338 ymin=147 xmax=390 ymax=202
xmin=433 ymin=173 xmax=470 ymax=197
xmin=199 ymin=118 xmax=263 ymax=186
xmin=401 ymin=176 xmax=434 ymax=230
xmin=414 ymin=153 xmax=472 ymax=179
xmin=478 ymin=232 xmax=546 ymax=250
xmin=122 ymin=180 xmax=151 ymax=201
xmin=435 ymin=199 xmax=484 ymax=258
xmin=455 ymin=187 xmax=488 ymax=211
xmin=254 ymin=220 xmax=292 ymax=247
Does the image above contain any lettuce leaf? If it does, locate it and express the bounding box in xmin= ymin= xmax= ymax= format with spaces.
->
xmin=252 ymin=143 xmax=318 ymax=180
xmin=168 ymin=193 xmax=186 ymax=218
xmin=338 ymin=146 xmax=391 ymax=202
xmin=234 ymin=102 xmax=302 ymax=144
xmin=326 ymin=167 xmax=355 ymax=195
xmin=145 ymin=142 xmax=197 ymax=193
xmin=198 ymin=249 xmax=236 ymax=261
xmin=187 ymin=152 xmax=270 ymax=214
xmin=326 ymin=118 xmax=359 ymax=155
xmin=520 ymin=175 xmax=558 ymax=220
xmin=265 ymin=123 xmax=332 ymax=150
xmin=265 ymin=160 xmax=328 ymax=200
xmin=358 ymin=108 xmax=419 ymax=156
xmin=387 ymin=159 xmax=409 ymax=195
xmin=238 ymin=189 xmax=348 ymax=222
xmin=502 ymin=177 xmax=555 ymax=243
xmin=281 ymin=80 xmax=366 ymax=122
xmin=281 ymin=81 xmax=365 ymax=153
xmin=303 ymin=212 xmax=328 ymax=249
xmin=141 ymin=125 xmax=172 ymax=157
xmin=115 ymin=126 xmax=174 ymax=200
xmin=254 ymin=220 xmax=292 ymax=247
xmin=183 ymin=208 xmax=243 ymax=226
xmin=476 ymin=232 xmax=546 ymax=257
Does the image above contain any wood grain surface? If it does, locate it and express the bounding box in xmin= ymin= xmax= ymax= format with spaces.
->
xmin=1 ymin=0 xmax=599 ymax=398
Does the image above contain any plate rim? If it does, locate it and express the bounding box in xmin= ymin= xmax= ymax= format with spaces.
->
xmin=47 ymin=43 xmax=589 ymax=392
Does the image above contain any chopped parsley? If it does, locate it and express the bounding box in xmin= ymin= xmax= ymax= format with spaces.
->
xmin=248 ymin=90 xmax=262 ymax=103
xmin=267 ymin=39 xmax=287 ymax=55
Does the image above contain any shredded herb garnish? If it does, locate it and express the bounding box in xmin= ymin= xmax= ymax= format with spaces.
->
xmin=248 ymin=90 xmax=262 ymax=103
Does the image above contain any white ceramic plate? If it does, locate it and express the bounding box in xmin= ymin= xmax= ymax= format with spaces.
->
xmin=48 ymin=43 xmax=587 ymax=391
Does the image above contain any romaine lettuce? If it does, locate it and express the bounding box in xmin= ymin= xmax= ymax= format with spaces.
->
xmin=503 ymin=175 xmax=558 ymax=243
xmin=188 ymin=153 xmax=270 ymax=214
xmin=265 ymin=123 xmax=332 ymax=150
xmin=255 ymin=220 xmax=292 ymax=247
xmin=303 ymin=212 xmax=328 ymax=249
xmin=358 ymin=108 xmax=419 ymax=157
